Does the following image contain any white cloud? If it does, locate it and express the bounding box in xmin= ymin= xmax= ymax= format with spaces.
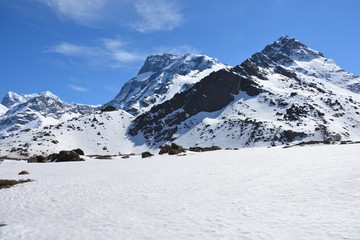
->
xmin=48 ymin=36 xmax=145 ymax=69
xmin=49 ymin=42 xmax=102 ymax=57
xmin=38 ymin=0 xmax=107 ymax=26
xmin=133 ymin=0 xmax=182 ymax=32
xmin=68 ymin=84 xmax=88 ymax=92
xmin=37 ymin=0 xmax=183 ymax=32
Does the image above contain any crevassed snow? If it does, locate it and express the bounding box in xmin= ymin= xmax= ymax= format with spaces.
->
xmin=0 ymin=144 xmax=359 ymax=240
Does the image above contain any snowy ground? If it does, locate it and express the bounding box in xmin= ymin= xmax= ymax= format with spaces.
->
xmin=0 ymin=144 xmax=359 ymax=240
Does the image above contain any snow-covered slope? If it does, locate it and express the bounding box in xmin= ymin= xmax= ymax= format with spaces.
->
xmin=129 ymin=36 xmax=360 ymax=148
xmin=0 ymin=91 xmax=95 ymax=137
xmin=0 ymin=110 xmax=146 ymax=158
xmin=1 ymin=144 xmax=359 ymax=240
xmin=0 ymin=104 xmax=8 ymax=116
xmin=104 ymin=54 xmax=229 ymax=115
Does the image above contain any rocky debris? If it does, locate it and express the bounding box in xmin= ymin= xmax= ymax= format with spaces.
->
xmin=159 ymin=143 xmax=186 ymax=155
xmin=26 ymin=149 xmax=86 ymax=163
xmin=189 ymin=146 xmax=222 ymax=152
xmin=18 ymin=170 xmax=29 ymax=175
xmin=94 ymin=155 xmax=113 ymax=159
xmin=141 ymin=151 xmax=154 ymax=158
xmin=48 ymin=150 xmax=84 ymax=162
xmin=28 ymin=155 xmax=47 ymax=163
xmin=282 ymin=130 xmax=307 ymax=142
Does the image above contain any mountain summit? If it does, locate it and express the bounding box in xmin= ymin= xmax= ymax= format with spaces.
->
xmin=104 ymin=53 xmax=229 ymax=115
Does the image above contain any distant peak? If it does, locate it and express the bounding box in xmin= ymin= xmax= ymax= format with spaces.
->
xmin=137 ymin=53 xmax=220 ymax=75
xmin=40 ymin=91 xmax=59 ymax=99
xmin=261 ymin=36 xmax=324 ymax=63
xmin=1 ymin=91 xmax=27 ymax=108
xmin=137 ymin=54 xmax=181 ymax=75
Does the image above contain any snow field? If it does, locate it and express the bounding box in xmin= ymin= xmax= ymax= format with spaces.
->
xmin=0 ymin=144 xmax=359 ymax=240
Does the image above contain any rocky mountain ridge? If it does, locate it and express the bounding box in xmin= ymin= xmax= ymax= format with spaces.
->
xmin=0 ymin=91 xmax=96 ymax=136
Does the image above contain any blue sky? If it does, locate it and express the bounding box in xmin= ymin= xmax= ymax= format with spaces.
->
xmin=1 ymin=0 xmax=360 ymax=105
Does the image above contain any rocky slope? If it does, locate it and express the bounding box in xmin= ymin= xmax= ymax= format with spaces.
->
xmin=104 ymin=54 xmax=229 ymax=115
xmin=129 ymin=36 xmax=360 ymax=148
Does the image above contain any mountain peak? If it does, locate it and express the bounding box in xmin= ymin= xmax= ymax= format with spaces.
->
xmin=39 ymin=91 xmax=61 ymax=101
xmin=105 ymin=53 xmax=229 ymax=115
xmin=261 ymin=36 xmax=324 ymax=64
xmin=138 ymin=54 xmax=180 ymax=75
xmin=2 ymin=91 xmax=30 ymax=108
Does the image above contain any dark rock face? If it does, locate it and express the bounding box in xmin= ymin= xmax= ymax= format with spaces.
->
xmin=282 ymin=130 xmax=307 ymax=142
xmin=141 ymin=151 xmax=154 ymax=158
xmin=159 ymin=143 xmax=186 ymax=155
xmin=101 ymin=106 xmax=117 ymax=112
xmin=129 ymin=69 xmax=262 ymax=145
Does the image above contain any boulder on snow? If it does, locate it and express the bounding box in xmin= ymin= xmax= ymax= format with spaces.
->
xmin=141 ymin=151 xmax=154 ymax=158
xmin=72 ymin=148 xmax=85 ymax=155
xmin=159 ymin=143 xmax=186 ymax=155
xmin=28 ymin=155 xmax=47 ymax=163
xmin=189 ymin=145 xmax=222 ymax=152
xmin=48 ymin=150 xmax=84 ymax=162
xmin=18 ymin=170 xmax=29 ymax=175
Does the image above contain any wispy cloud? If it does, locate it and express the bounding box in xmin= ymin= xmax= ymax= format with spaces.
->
xmin=48 ymin=36 xmax=145 ymax=69
xmin=68 ymin=84 xmax=88 ymax=92
xmin=36 ymin=0 xmax=183 ymax=32
xmin=133 ymin=0 xmax=182 ymax=32
xmin=38 ymin=0 xmax=107 ymax=26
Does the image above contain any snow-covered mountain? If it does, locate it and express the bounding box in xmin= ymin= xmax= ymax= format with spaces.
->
xmin=129 ymin=36 xmax=360 ymax=148
xmin=0 ymin=109 xmax=144 ymax=158
xmin=104 ymin=54 xmax=229 ymax=115
xmin=0 ymin=91 xmax=95 ymax=136
xmin=1 ymin=36 xmax=360 ymax=156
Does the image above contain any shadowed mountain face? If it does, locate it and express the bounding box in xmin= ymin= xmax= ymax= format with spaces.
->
xmin=129 ymin=36 xmax=360 ymax=147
